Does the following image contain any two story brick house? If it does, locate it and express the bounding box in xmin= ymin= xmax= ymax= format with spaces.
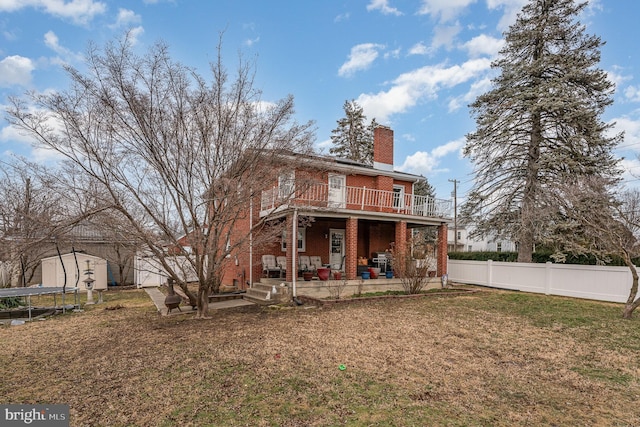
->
xmin=222 ymin=126 xmax=451 ymax=298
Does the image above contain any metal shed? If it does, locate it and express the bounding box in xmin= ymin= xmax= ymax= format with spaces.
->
xmin=41 ymin=252 xmax=108 ymax=291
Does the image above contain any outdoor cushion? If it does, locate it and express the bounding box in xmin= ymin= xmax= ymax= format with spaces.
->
xmin=276 ymin=256 xmax=287 ymax=271
xmin=309 ymin=256 xmax=323 ymax=271
xmin=262 ymin=255 xmax=281 ymax=276
xmin=298 ymin=255 xmax=311 ymax=272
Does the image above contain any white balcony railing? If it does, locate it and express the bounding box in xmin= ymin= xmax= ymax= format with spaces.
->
xmin=260 ymin=183 xmax=452 ymax=219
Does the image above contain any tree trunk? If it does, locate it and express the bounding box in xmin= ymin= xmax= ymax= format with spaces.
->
xmin=623 ymin=257 xmax=639 ymax=319
xmin=177 ymin=282 xmax=198 ymax=308
xmin=518 ymin=110 xmax=541 ymax=263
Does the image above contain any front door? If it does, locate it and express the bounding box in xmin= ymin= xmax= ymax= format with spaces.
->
xmin=329 ymin=229 xmax=345 ymax=270
xmin=328 ymin=174 xmax=346 ymax=208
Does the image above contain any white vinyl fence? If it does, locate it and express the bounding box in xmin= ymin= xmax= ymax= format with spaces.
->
xmin=448 ymin=259 xmax=634 ymax=304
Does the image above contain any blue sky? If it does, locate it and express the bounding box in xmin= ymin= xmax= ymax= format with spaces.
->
xmin=1 ymin=0 xmax=639 ymax=201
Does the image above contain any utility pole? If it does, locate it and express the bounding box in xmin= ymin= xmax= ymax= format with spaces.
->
xmin=449 ymin=179 xmax=458 ymax=251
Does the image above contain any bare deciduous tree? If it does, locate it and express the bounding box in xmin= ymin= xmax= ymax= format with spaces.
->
xmin=548 ymin=178 xmax=640 ymax=319
xmin=6 ymin=34 xmax=315 ymax=318
xmin=0 ymin=160 xmax=66 ymax=286
xmin=392 ymin=239 xmax=435 ymax=294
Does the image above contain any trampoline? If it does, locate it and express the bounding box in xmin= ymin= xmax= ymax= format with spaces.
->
xmin=0 ymin=286 xmax=79 ymax=321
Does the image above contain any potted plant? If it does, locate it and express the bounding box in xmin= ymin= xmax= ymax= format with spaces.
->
xmin=302 ymin=268 xmax=313 ymax=281
xmin=317 ymin=267 xmax=330 ymax=281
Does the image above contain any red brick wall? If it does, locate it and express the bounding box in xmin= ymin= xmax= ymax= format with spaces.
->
xmin=368 ymin=222 xmax=394 ymax=257
xmin=437 ymin=223 xmax=448 ymax=276
xmin=305 ymin=227 xmax=328 ymax=262
xmin=395 ymin=221 xmax=407 ymax=254
xmin=346 ymin=217 xmax=358 ymax=279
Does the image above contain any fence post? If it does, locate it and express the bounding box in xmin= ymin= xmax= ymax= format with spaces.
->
xmin=487 ymin=259 xmax=493 ymax=287
xmin=545 ymin=262 xmax=552 ymax=295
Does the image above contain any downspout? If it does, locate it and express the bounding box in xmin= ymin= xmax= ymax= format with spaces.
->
xmin=249 ymin=195 xmax=253 ymax=288
xmin=292 ymin=208 xmax=298 ymax=298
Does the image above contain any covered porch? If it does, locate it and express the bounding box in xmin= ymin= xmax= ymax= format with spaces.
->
xmin=277 ymin=211 xmax=448 ymax=285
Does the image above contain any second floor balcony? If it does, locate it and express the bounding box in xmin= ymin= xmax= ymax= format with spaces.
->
xmin=260 ymin=182 xmax=452 ymax=220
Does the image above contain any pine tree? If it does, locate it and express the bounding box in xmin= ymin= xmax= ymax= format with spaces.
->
xmin=462 ymin=0 xmax=622 ymax=262
xmin=330 ymin=100 xmax=375 ymax=164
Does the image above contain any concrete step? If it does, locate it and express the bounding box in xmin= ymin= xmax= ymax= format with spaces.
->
xmin=250 ymin=283 xmax=274 ymax=292
xmin=244 ymin=285 xmax=291 ymax=305
xmin=243 ymin=293 xmax=276 ymax=305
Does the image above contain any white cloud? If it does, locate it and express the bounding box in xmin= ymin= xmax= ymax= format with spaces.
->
xmin=462 ymin=34 xmax=505 ymax=58
xmin=0 ymin=99 xmax=68 ymax=163
xmin=448 ymin=76 xmax=493 ymax=112
xmin=607 ymin=67 xmax=632 ymax=92
xmin=612 ymin=114 xmax=640 ymax=148
xmin=609 ymin=111 xmax=640 ymax=188
xmin=44 ymin=31 xmax=83 ymax=63
xmin=366 ymin=0 xmax=402 ymax=16
xmin=0 ymin=55 xmax=34 ymax=87
xmin=0 ymin=122 xmax=36 ymax=144
xmin=356 ymin=57 xmax=491 ymax=122
xmin=315 ymin=138 xmax=333 ymax=154
xmin=0 ymin=0 xmax=107 ymax=25
xmin=245 ymin=36 xmax=260 ymax=47
xmin=107 ymin=9 xmax=144 ymax=44
xmin=334 ymin=12 xmax=350 ymax=22
xmin=418 ymin=0 xmax=476 ymax=23
xmin=383 ymin=48 xmax=401 ymax=60
xmin=486 ymin=0 xmax=528 ymax=30
xmin=398 ymin=138 xmax=465 ymax=175
xmin=431 ymin=23 xmax=462 ymax=51
xmin=127 ymin=26 xmax=144 ymax=45
xmin=111 ymin=8 xmax=141 ymax=27
xmin=624 ymin=86 xmax=640 ymax=103
xmin=620 ymin=157 xmax=640 ymax=188
xmin=338 ymin=43 xmax=385 ymax=78
xmin=408 ymin=42 xmax=428 ymax=56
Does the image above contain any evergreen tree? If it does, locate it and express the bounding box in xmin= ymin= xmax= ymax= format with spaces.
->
xmin=413 ymin=179 xmax=435 ymax=199
xmin=330 ymin=100 xmax=375 ymax=164
xmin=462 ymin=0 xmax=622 ymax=263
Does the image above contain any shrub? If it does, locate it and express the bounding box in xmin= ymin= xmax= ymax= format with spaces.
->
xmin=393 ymin=242 xmax=433 ymax=294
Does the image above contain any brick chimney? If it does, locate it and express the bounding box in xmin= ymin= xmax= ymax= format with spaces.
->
xmin=373 ymin=125 xmax=394 ymax=171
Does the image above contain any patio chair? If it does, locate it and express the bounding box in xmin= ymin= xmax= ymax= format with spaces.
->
xmin=276 ymin=256 xmax=287 ymax=277
xmin=309 ymin=256 xmax=323 ymax=271
xmin=298 ymin=255 xmax=311 ymax=274
xmin=262 ymin=255 xmax=281 ymax=278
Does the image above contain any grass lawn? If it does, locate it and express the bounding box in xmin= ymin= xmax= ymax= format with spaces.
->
xmin=1 ymin=286 xmax=639 ymax=426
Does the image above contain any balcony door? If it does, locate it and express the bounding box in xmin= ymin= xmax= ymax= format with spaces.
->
xmin=328 ymin=174 xmax=346 ymax=208
xmin=329 ymin=229 xmax=345 ymax=270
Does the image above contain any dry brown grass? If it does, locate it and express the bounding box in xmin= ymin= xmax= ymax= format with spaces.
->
xmin=1 ymin=287 xmax=639 ymax=426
